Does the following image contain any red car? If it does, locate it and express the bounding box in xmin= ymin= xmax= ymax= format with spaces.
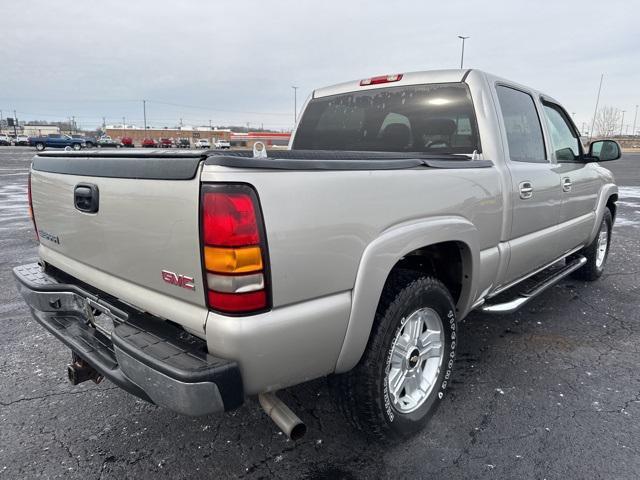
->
xmin=160 ymin=138 xmax=174 ymax=148
xmin=121 ymin=137 xmax=135 ymax=148
xmin=142 ymin=138 xmax=157 ymax=148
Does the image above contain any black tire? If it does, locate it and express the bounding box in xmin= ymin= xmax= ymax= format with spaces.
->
xmin=72 ymin=143 xmax=82 ymax=150
xmin=330 ymin=272 xmax=457 ymax=440
xmin=571 ymin=208 xmax=613 ymax=281
xmin=35 ymin=142 xmax=45 ymax=151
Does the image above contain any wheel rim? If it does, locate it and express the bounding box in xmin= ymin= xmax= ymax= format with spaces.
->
xmin=595 ymin=221 xmax=609 ymax=268
xmin=387 ymin=307 xmax=445 ymax=414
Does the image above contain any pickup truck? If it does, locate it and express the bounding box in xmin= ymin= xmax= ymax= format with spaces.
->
xmin=13 ymin=69 xmax=621 ymax=441
xmin=28 ymin=133 xmax=86 ymax=151
xmin=214 ymin=139 xmax=231 ymax=149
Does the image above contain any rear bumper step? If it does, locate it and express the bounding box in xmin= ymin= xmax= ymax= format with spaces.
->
xmin=13 ymin=263 xmax=244 ymax=415
xmin=480 ymin=256 xmax=587 ymax=314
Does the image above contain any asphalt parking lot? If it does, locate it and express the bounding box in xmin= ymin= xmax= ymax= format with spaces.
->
xmin=1 ymin=146 xmax=639 ymax=479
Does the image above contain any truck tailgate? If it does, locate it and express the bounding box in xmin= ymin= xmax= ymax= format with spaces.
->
xmin=29 ymin=151 xmax=208 ymax=335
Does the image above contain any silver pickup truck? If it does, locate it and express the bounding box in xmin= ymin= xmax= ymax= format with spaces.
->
xmin=14 ymin=69 xmax=621 ymax=441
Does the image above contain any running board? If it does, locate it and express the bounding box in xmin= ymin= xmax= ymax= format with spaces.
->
xmin=480 ymin=256 xmax=587 ymax=314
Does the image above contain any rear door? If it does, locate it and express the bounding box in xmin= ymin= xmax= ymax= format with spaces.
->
xmin=494 ymin=84 xmax=563 ymax=284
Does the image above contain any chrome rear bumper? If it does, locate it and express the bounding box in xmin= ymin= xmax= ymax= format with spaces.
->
xmin=13 ymin=263 xmax=244 ymax=415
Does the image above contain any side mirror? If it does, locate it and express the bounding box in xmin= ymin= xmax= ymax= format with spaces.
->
xmin=588 ymin=140 xmax=621 ymax=162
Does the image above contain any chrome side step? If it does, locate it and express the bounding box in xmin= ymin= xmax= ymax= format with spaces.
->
xmin=480 ymin=256 xmax=586 ymax=314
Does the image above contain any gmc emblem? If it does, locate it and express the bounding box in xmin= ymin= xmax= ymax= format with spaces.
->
xmin=161 ymin=270 xmax=195 ymax=291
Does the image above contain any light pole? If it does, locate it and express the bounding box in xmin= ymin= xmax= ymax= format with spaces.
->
xmin=292 ymin=86 xmax=299 ymax=125
xmin=143 ymin=99 xmax=147 ymax=130
xmin=589 ymin=74 xmax=604 ymax=142
xmin=620 ymin=110 xmax=626 ymax=136
xmin=458 ymin=35 xmax=470 ymax=69
xmin=633 ymin=105 xmax=638 ymax=137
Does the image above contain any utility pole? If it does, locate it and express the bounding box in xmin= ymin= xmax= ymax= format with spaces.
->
xmin=633 ymin=105 xmax=638 ymax=137
xmin=589 ymin=74 xmax=604 ymax=142
xmin=209 ymin=119 xmax=212 ymax=130
xmin=292 ymin=86 xmax=299 ymax=125
xmin=13 ymin=110 xmax=18 ymax=136
xmin=72 ymin=116 xmax=76 ymax=134
xmin=122 ymin=116 xmax=126 ymax=137
xmin=458 ymin=35 xmax=470 ymax=69
xmin=0 ymin=110 xmax=3 ymax=133
xmin=102 ymin=117 xmax=106 ymax=129
xmin=620 ymin=110 xmax=626 ymax=136
xmin=143 ymin=99 xmax=147 ymax=130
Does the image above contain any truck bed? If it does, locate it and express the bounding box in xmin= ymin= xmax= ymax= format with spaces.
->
xmin=33 ymin=148 xmax=493 ymax=178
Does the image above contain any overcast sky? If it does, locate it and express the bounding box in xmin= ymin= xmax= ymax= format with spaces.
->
xmin=1 ymin=0 xmax=638 ymax=132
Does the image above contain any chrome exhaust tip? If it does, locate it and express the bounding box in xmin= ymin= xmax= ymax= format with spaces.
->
xmin=258 ymin=392 xmax=306 ymax=441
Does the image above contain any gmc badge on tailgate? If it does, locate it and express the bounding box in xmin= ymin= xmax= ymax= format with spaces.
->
xmin=161 ymin=270 xmax=195 ymax=291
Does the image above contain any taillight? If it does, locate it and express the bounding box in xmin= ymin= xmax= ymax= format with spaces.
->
xmin=360 ymin=73 xmax=403 ymax=86
xmin=28 ymin=171 xmax=38 ymax=240
xmin=200 ymin=185 xmax=270 ymax=314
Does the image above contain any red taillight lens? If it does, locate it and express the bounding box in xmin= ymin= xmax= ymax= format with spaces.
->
xmin=201 ymin=185 xmax=269 ymax=314
xmin=28 ymin=171 xmax=38 ymax=240
xmin=202 ymin=192 xmax=259 ymax=246
xmin=207 ymin=290 xmax=267 ymax=313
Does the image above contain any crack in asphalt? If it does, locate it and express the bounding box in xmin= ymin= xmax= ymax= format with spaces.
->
xmin=0 ymin=386 xmax=119 ymax=407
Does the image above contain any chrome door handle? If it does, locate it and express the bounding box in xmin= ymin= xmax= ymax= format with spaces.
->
xmin=519 ymin=181 xmax=533 ymax=199
xmin=562 ymin=177 xmax=572 ymax=192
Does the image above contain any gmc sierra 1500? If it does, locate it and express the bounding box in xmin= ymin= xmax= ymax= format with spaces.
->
xmin=13 ymin=69 xmax=621 ymax=440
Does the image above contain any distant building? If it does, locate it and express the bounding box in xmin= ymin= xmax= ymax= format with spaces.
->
xmin=23 ymin=124 xmax=60 ymax=137
xmin=230 ymin=132 xmax=291 ymax=148
xmin=104 ymin=125 xmax=232 ymax=145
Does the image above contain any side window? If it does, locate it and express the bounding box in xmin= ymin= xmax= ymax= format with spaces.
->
xmin=542 ymin=103 xmax=581 ymax=161
xmin=496 ymin=86 xmax=546 ymax=163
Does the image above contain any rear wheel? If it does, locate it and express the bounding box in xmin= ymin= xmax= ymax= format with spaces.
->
xmin=331 ymin=273 xmax=457 ymax=440
xmin=35 ymin=142 xmax=45 ymax=151
xmin=571 ymin=208 xmax=613 ymax=281
xmin=72 ymin=143 xmax=82 ymax=150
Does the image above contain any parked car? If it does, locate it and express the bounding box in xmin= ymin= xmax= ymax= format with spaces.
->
xmin=28 ymin=133 xmax=85 ymax=151
xmin=214 ymin=139 xmax=231 ymax=149
xmin=14 ymin=134 xmax=29 ymax=146
xmin=195 ymin=139 xmax=210 ymax=149
xmin=96 ymin=136 xmax=122 ymax=148
xmin=175 ymin=138 xmax=191 ymax=149
xmin=141 ymin=138 xmax=158 ymax=148
xmin=14 ymin=69 xmax=622 ymax=442
xmin=72 ymin=134 xmax=96 ymax=148
xmin=121 ymin=137 xmax=135 ymax=148
xmin=160 ymin=138 xmax=174 ymax=148
xmin=0 ymin=134 xmax=10 ymax=146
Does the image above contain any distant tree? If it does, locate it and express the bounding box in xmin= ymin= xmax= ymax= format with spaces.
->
xmin=591 ymin=106 xmax=621 ymax=137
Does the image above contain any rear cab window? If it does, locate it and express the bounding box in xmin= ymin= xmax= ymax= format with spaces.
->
xmin=495 ymin=85 xmax=547 ymax=163
xmin=293 ymin=83 xmax=481 ymax=154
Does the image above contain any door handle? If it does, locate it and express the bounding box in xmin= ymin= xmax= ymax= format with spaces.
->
xmin=519 ymin=181 xmax=533 ymax=199
xmin=562 ymin=177 xmax=572 ymax=192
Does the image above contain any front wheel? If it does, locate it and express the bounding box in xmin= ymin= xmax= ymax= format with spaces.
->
xmin=571 ymin=208 xmax=613 ymax=281
xmin=72 ymin=143 xmax=82 ymax=151
xmin=330 ymin=273 xmax=457 ymax=440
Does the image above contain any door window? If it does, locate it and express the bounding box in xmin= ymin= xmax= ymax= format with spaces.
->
xmin=542 ymin=103 xmax=581 ymax=161
xmin=496 ymin=86 xmax=547 ymax=163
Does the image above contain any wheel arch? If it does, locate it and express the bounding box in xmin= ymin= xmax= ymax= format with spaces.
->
xmin=588 ymin=184 xmax=618 ymax=242
xmin=334 ymin=216 xmax=479 ymax=373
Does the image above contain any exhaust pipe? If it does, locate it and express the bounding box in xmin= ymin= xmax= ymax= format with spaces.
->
xmin=258 ymin=392 xmax=306 ymax=441
xmin=67 ymin=353 xmax=104 ymax=385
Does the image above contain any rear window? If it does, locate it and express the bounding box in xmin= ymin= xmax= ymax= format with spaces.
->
xmin=293 ymin=83 xmax=480 ymax=154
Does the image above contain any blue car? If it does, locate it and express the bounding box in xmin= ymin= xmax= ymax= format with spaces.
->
xmin=29 ymin=134 xmax=86 ymax=151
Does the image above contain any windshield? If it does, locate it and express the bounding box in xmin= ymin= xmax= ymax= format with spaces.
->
xmin=293 ymin=83 xmax=480 ymax=154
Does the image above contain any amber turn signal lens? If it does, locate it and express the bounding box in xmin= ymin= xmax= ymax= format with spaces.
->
xmin=204 ymin=246 xmax=263 ymax=274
